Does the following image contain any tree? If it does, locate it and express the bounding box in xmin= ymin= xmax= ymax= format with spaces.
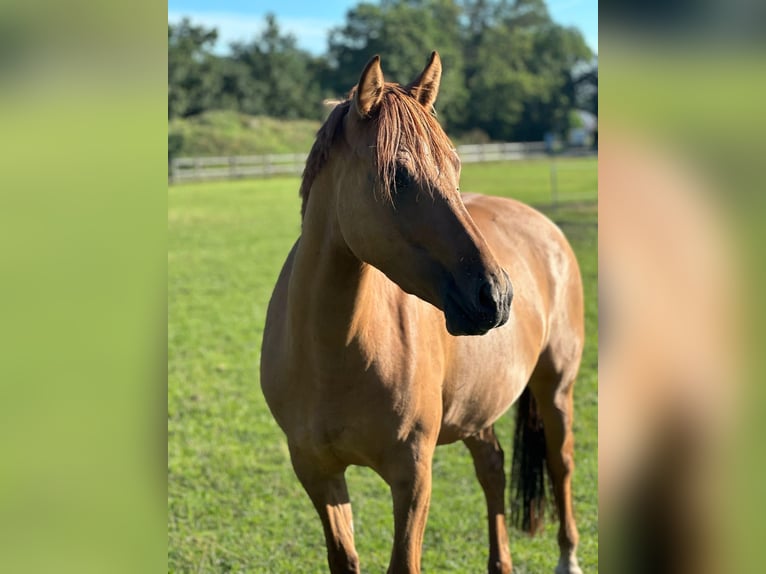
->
xmin=464 ymin=21 xmax=535 ymax=140
xmin=230 ymin=14 xmax=323 ymax=120
xmin=326 ymin=0 xmax=467 ymax=130
xmin=212 ymin=58 xmax=267 ymax=115
xmin=168 ymin=2 xmax=595 ymax=143
xmin=462 ymin=1 xmax=592 ymax=140
xmin=168 ymin=19 xmax=222 ymax=118
xmin=573 ymin=57 xmax=598 ymax=117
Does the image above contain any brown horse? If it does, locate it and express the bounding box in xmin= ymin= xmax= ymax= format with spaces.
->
xmin=261 ymin=52 xmax=585 ymax=574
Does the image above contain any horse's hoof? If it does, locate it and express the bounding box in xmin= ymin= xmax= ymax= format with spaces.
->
xmin=555 ymin=555 xmax=583 ymax=574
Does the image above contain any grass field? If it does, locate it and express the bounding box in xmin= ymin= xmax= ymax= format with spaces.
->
xmin=168 ymin=158 xmax=597 ymax=573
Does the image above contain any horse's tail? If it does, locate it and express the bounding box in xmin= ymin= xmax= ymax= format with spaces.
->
xmin=510 ymin=386 xmax=548 ymax=535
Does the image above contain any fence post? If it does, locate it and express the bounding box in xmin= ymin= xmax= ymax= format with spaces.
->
xmin=229 ymin=156 xmax=237 ymax=179
xmin=550 ymin=157 xmax=558 ymax=210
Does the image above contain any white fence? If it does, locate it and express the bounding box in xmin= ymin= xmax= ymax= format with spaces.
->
xmin=170 ymin=142 xmax=549 ymax=183
xmin=170 ymin=153 xmax=308 ymax=182
xmin=455 ymin=141 xmax=547 ymax=164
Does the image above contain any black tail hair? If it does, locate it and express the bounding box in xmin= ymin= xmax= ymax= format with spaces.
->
xmin=510 ymin=386 xmax=549 ymax=534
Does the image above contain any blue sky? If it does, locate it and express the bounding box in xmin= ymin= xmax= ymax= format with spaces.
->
xmin=168 ymin=0 xmax=598 ymax=56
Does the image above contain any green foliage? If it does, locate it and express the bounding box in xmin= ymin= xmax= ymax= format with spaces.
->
xmin=569 ymin=108 xmax=585 ymax=129
xmin=168 ymin=158 xmax=597 ymax=572
xmin=168 ymin=19 xmax=222 ymax=118
xmin=324 ymin=0 xmax=594 ymax=138
xmin=573 ymin=57 xmax=598 ymax=116
xmin=168 ymin=1 xmax=596 ymax=143
xmin=229 ymin=15 xmax=323 ymax=120
xmin=461 ymin=1 xmax=593 ymax=140
xmin=326 ymin=0 xmax=468 ymax=130
xmin=168 ymin=110 xmax=320 ymax=156
xmin=169 ymin=15 xmax=324 ymax=121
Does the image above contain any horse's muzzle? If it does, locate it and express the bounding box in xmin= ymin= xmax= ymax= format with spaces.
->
xmin=444 ymin=270 xmax=513 ymax=336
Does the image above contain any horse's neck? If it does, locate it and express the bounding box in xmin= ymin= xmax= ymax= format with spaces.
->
xmin=285 ymin=174 xmax=445 ymax=385
xmin=287 ymin=179 xmax=374 ymax=350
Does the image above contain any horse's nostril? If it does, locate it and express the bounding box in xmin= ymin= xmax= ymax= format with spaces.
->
xmin=478 ymin=279 xmax=496 ymax=312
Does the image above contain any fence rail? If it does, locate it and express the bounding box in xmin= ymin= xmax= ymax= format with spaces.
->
xmin=170 ymin=142 xmax=550 ymax=183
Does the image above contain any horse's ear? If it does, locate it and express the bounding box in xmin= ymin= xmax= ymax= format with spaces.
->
xmin=354 ymin=55 xmax=385 ymax=118
xmin=408 ymin=51 xmax=442 ymax=110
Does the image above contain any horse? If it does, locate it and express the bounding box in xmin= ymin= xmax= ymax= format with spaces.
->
xmin=261 ymin=52 xmax=585 ymax=574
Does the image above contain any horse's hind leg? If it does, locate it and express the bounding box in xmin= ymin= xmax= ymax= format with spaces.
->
xmin=464 ymin=426 xmax=512 ymax=574
xmin=290 ymin=447 xmax=360 ymax=574
xmin=529 ymin=348 xmax=582 ymax=574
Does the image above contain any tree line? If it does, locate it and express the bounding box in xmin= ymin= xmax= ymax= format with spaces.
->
xmin=169 ymin=0 xmax=597 ymax=142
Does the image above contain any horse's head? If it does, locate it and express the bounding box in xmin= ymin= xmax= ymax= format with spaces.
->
xmin=313 ymin=53 xmax=513 ymax=336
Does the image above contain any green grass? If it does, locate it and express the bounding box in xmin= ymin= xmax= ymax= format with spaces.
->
xmin=459 ymin=157 xmax=597 ymax=206
xmin=168 ymin=158 xmax=597 ymax=573
xmin=169 ymin=110 xmax=321 ymax=157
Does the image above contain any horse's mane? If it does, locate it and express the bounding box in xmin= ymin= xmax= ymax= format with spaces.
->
xmin=299 ymin=84 xmax=456 ymax=219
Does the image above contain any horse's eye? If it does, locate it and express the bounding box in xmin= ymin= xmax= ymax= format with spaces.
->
xmin=394 ymin=166 xmax=412 ymax=190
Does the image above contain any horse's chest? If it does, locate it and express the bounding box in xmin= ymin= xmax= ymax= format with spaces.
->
xmin=271 ymin=346 xmax=441 ymax=463
xmin=281 ymin=383 xmax=413 ymax=468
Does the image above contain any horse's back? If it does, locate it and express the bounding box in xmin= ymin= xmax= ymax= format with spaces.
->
xmin=463 ymin=193 xmax=577 ymax=273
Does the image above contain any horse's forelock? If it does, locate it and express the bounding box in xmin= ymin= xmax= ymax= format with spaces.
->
xmin=299 ymin=85 xmax=454 ymax=220
xmin=375 ymin=86 xmax=454 ymax=202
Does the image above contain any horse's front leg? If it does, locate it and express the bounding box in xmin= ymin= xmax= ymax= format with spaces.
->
xmin=289 ymin=445 xmax=360 ymax=574
xmin=380 ymin=437 xmax=437 ymax=574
